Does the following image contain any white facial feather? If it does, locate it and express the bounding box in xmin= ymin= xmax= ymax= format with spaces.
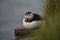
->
xmin=23 ymin=19 xmax=42 ymax=29
xmin=24 ymin=14 xmax=33 ymax=20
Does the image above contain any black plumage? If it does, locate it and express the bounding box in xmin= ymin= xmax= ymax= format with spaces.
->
xmin=33 ymin=13 xmax=41 ymax=21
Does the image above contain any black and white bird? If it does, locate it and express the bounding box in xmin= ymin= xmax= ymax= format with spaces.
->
xmin=23 ymin=12 xmax=42 ymax=29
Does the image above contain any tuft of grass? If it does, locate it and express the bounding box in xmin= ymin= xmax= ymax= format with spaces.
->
xmin=32 ymin=0 xmax=60 ymax=40
xmin=34 ymin=15 xmax=60 ymax=40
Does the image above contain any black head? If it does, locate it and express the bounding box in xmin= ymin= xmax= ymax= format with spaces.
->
xmin=24 ymin=12 xmax=33 ymax=22
xmin=25 ymin=12 xmax=32 ymax=15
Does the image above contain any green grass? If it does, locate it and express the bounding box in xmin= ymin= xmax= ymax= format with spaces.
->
xmin=31 ymin=12 xmax=60 ymax=40
xmin=33 ymin=15 xmax=60 ymax=40
xmin=32 ymin=0 xmax=60 ymax=40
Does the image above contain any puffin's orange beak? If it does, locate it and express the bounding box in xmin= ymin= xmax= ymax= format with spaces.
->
xmin=24 ymin=16 xmax=29 ymax=22
xmin=25 ymin=18 xmax=29 ymax=22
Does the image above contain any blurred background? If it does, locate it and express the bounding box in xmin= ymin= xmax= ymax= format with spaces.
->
xmin=0 ymin=0 xmax=45 ymax=40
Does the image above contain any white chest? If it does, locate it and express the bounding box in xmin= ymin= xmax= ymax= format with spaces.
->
xmin=23 ymin=19 xmax=42 ymax=29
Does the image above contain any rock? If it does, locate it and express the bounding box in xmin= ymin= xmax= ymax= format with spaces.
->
xmin=15 ymin=37 xmax=32 ymax=40
xmin=14 ymin=26 xmax=31 ymax=37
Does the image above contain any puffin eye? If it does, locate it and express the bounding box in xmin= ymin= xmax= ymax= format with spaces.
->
xmin=29 ymin=15 xmax=31 ymax=16
xmin=28 ymin=14 xmax=32 ymax=16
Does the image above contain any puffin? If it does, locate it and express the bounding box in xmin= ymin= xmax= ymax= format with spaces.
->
xmin=23 ymin=12 xmax=42 ymax=29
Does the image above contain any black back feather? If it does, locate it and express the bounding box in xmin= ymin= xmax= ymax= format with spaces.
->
xmin=32 ymin=13 xmax=41 ymax=21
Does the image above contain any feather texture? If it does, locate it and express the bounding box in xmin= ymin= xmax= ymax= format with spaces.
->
xmin=23 ymin=19 xmax=42 ymax=29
